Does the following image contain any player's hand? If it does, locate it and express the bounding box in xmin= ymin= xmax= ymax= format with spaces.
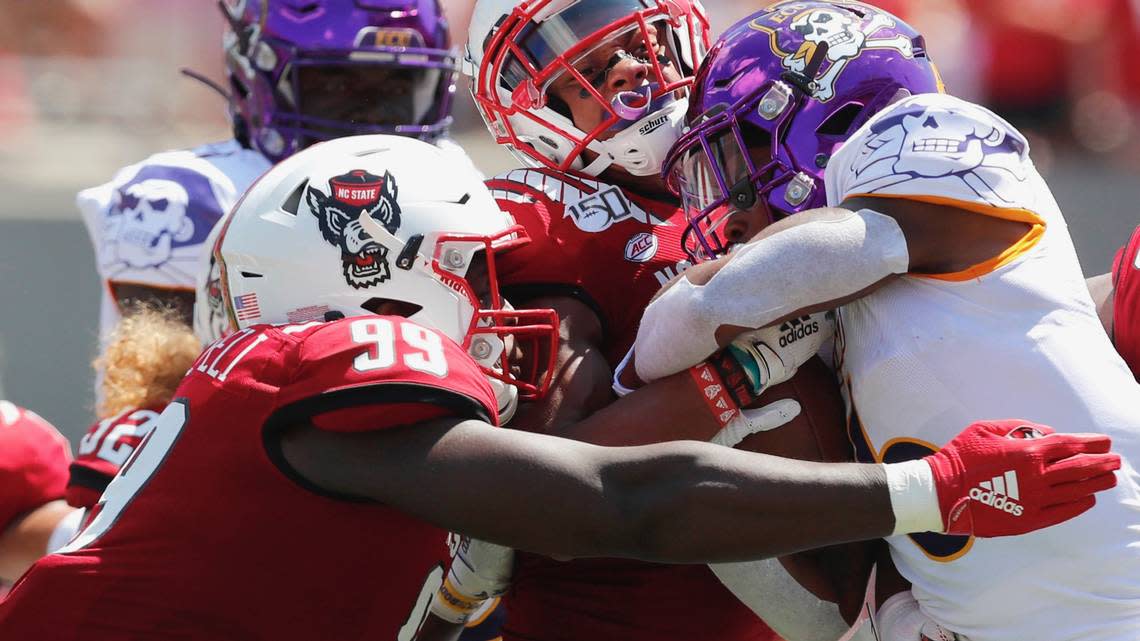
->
xmin=710 ymin=399 xmax=802 ymax=447
xmin=0 ymin=405 xmax=72 ymax=532
xmin=925 ymin=420 xmax=1119 ymax=537
xmin=723 ymin=312 xmax=831 ymax=399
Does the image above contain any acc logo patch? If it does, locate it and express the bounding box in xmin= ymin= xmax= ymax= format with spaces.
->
xmin=306 ymin=169 xmax=401 ymax=289
xmin=749 ymin=1 xmax=914 ymax=101
xmin=624 ymin=232 xmax=658 ymax=263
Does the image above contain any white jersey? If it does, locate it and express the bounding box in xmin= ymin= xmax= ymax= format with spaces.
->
xmin=77 ymin=139 xmax=270 ymax=344
xmin=827 ymin=93 xmax=1140 ymax=641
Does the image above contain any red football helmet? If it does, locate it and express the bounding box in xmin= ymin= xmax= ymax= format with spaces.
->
xmin=466 ymin=0 xmax=710 ymax=178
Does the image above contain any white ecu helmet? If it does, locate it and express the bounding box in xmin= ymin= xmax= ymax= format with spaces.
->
xmin=465 ymin=0 xmax=710 ymax=178
xmin=210 ymin=134 xmax=558 ymax=421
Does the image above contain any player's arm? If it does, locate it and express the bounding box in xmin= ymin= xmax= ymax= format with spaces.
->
xmin=506 ymin=296 xmax=613 ymax=434
xmin=1087 ymin=272 xmax=1114 ymax=336
xmin=0 ymin=406 xmax=80 ymax=580
xmin=279 ymin=416 xmax=1118 ymax=562
xmin=0 ymin=501 xmax=81 ymax=581
xmin=632 ymin=198 xmax=1033 ymax=381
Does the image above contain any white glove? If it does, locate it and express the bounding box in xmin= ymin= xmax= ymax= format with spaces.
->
xmin=876 ymin=591 xmax=966 ymax=641
xmin=429 ymin=536 xmax=515 ymax=624
xmin=710 ymin=399 xmax=802 ymax=447
xmin=726 ymin=312 xmax=833 ymax=396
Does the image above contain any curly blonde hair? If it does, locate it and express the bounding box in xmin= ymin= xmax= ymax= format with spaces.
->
xmin=95 ymin=304 xmax=203 ymax=419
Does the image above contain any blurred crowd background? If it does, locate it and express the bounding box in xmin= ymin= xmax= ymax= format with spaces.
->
xmin=1 ymin=0 xmax=1138 ymax=439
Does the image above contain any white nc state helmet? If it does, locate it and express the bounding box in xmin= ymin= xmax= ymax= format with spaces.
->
xmin=465 ymin=0 xmax=710 ymax=178
xmin=193 ymin=220 xmax=229 ymax=347
xmin=212 ymin=134 xmax=558 ymax=418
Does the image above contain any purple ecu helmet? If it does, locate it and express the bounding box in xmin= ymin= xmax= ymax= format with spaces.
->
xmin=220 ymin=0 xmax=458 ymax=162
xmin=662 ymin=0 xmax=943 ymax=260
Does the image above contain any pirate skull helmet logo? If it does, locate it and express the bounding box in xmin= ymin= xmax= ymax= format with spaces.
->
xmin=761 ymin=3 xmax=915 ymax=101
xmin=108 ymin=179 xmax=196 ymax=268
xmin=306 ymin=169 xmax=401 ymax=289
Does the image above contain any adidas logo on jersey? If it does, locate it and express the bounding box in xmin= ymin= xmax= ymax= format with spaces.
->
xmin=778 ymin=316 xmax=820 ymax=348
xmin=969 ymin=470 xmax=1023 ymax=516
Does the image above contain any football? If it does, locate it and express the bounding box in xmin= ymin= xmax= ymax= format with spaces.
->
xmin=735 ymin=355 xmax=851 ymax=463
xmin=735 ymin=355 xmax=874 ymax=625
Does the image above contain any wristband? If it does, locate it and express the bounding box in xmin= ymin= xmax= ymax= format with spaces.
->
xmin=688 ymin=363 xmax=740 ymax=428
xmin=708 ymin=349 xmax=761 ymax=407
xmin=884 ymin=459 xmax=943 ymax=536
xmin=428 ymin=576 xmax=486 ymax=625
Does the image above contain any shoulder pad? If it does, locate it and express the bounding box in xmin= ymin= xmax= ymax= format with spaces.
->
xmin=487 ymin=169 xmax=669 ymax=233
xmin=827 ymin=94 xmax=1034 ymax=211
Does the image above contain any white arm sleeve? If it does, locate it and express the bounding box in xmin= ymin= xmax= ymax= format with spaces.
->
xmin=710 ymin=558 xmax=875 ymax=641
xmin=633 ymin=208 xmax=909 ymax=382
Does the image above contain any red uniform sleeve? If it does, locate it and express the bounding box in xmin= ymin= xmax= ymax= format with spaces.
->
xmin=276 ymin=316 xmax=499 ymax=432
xmin=66 ymin=407 xmax=162 ymax=509
xmin=0 ymin=402 xmax=72 ymax=530
xmin=490 ymin=172 xmax=598 ymax=311
xmin=1111 ymin=224 xmax=1140 ymax=379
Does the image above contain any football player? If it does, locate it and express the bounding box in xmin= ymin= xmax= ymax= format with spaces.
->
xmin=66 ymin=305 xmax=201 ymax=514
xmin=0 ymin=135 xmax=1112 ymax=640
xmin=436 ymin=1 xmax=857 ymax=639
xmin=627 ymin=2 xmax=1140 ymax=639
xmin=0 ymin=402 xmax=79 ymax=584
xmin=1087 ymin=223 xmax=1140 ymax=379
xmin=78 ymin=0 xmax=460 ymax=357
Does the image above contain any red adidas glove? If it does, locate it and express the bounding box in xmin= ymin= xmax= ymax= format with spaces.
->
xmin=926 ymin=419 xmax=1120 ymax=537
xmin=0 ymin=402 xmax=72 ymax=532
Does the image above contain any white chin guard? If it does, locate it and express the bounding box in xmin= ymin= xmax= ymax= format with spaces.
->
xmin=583 ymin=96 xmax=689 ymax=177
xmin=492 ymin=379 xmax=519 ymax=424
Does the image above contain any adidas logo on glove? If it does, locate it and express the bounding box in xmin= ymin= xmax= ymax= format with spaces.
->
xmin=969 ymin=470 xmax=1023 ymax=516
xmin=777 ymin=316 xmax=820 ymax=348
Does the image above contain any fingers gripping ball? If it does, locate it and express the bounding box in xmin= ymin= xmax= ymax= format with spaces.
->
xmin=926 ymin=420 xmax=1121 ymax=537
xmin=731 ymin=357 xmax=874 ymax=624
xmin=724 ymin=312 xmax=833 ymax=399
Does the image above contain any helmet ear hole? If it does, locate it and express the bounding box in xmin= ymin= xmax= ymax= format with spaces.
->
xmin=361 ymin=298 xmax=423 ymax=318
xmin=816 ymin=102 xmax=864 ymax=137
xmin=281 ymin=180 xmax=309 ymax=216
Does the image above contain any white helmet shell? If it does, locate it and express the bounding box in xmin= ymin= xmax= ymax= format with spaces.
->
xmin=213 ymin=134 xmax=556 ymax=416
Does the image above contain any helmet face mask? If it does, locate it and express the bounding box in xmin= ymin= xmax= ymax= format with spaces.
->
xmin=663 ymin=0 xmax=943 ymax=262
xmin=212 ymin=135 xmax=559 ymax=410
xmin=222 ymin=0 xmax=459 ymax=162
xmin=468 ymin=0 xmax=710 ymax=178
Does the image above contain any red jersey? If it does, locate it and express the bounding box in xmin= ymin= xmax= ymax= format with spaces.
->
xmin=0 ymin=402 xmax=71 ymax=531
xmin=66 ymin=406 xmax=162 ymax=510
xmin=0 ymin=317 xmax=498 ymax=641
xmin=490 ymin=169 xmax=691 ymax=363
xmin=489 ymin=170 xmax=776 ymax=641
xmin=1112 ymin=224 xmax=1140 ymax=379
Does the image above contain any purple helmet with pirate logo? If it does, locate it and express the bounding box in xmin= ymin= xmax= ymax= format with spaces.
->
xmin=662 ymin=1 xmax=943 ymax=260
xmin=221 ymin=0 xmax=458 ymax=162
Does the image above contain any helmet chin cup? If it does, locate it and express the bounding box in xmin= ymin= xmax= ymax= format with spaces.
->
xmin=494 ymin=381 xmax=520 ymax=424
xmin=594 ymin=95 xmax=688 ymax=177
